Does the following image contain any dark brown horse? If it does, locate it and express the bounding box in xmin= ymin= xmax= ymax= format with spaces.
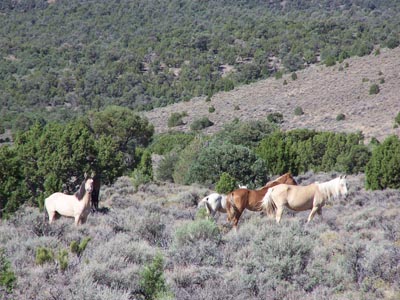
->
xmin=226 ymin=173 xmax=298 ymax=231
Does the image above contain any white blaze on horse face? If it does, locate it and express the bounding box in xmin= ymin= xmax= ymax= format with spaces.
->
xmin=85 ymin=179 xmax=94 ymax=193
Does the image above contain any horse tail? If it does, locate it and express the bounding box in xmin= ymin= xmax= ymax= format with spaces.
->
xmin=198 ymin=197 xmax=212 ymax=215
xmin=262 ymin=188 xmax=276 ymax=217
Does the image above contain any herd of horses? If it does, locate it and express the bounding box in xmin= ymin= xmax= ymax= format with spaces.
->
xmin=44 ymin=172 xmax=348 ymax=230
xmin=198 ymin=173 xmax=348 ymax=230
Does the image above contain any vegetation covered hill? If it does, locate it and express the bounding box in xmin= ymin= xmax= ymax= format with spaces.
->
xmin=1 ymin=0 xmax=400 ymax=131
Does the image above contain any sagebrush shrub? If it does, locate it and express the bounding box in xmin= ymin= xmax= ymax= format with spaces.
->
xmin=173 ymin=219 xmax=221 ymax=247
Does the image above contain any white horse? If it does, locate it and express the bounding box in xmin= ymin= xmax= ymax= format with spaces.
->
xmin=44 ymin=178 xmax=94 ymax=226
xmin=198 ymin=193 xmax=227 ymax=218
xmin=262 ymin=175 xmax=348 ymax=223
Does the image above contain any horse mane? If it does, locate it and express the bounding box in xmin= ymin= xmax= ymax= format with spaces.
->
xmin=316 ymin=177 xmax=342 ymax=200
xmin=264 ymin=172 xmax=297 ymax=188
xmin=74 ymin=179 xmax=87 ymax=201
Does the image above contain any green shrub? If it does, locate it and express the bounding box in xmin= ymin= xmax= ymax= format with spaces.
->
xmin=208 ymin=105 xmax=215 ymax=113
xmin=150 ymin=132 xmax=194 ymax=155
xmin=186 ymin=143 xmax=268 ymax=187
xmin=132 ymin=149 xmax=153 ymax=189
xmin=369 ymin=84 xmax=380 ymax=95
xmin=35 ymin=247 xmax=54 ymax=265
xmin=294 ymin=106 xmax=304 ymax=116
xmin=57 ymin=249 xmax=69 ymax=271
xmin=275 ymin=71 xmax=283 ymax=79
xmin=366 ymin=135 xmax=400 ymax=190
xmin=167 ymin=112 xmax=187 ymax=127
xmin=394 ymin=112 xmax=400 ymax=126
xmin=215 ymin=172 xmax=237 ymax=194
xmin=336 ymin=113 xmax=346 ymax=121
xmin=267 ymin=112 xmax=284 ymax=124
xmin=291 ymin=72 xmax=297 ymax=80
xmin=173 ymin=135 xmax=208 ymax=185
xmin=190 ymin=117 xmax=214 ymax=131
xmin=0 ymin=249 xmax=16 ymax=293
xmin=139 ymin=253 xmax=171 ymax=300
xmin=70 ymin=237 xmax=91 ymax=257
xmin=155 ymin=152 xmax=179 ymax=182
xmin=324 ymin=56 xmax=336 ymax=67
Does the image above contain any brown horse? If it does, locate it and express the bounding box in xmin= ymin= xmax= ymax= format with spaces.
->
xmin=226 ymin=172 xmax=297 ymax=231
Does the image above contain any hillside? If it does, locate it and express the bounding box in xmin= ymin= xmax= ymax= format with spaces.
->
xmin=145 ymin=46 xmax=400 ymax=142
xmin=2 ymin=0 xmax=400 ymax=131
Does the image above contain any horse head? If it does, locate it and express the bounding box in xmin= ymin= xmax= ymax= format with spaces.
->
xmin=85 ymin=178 xmax=94 ymax=194
xmin=338 ymin=175 xmax=348 ymax=198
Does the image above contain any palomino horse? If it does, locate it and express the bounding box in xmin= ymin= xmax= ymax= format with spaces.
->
xmin=44 ymin=177 xmax=94 ymax=226
xmin=226 ymin=173 xmax=298 ymax=231
xmin=198 ymin=193 xmax=227 ymax=218
xmin=262 ymin=175 xmax=348 ymax=223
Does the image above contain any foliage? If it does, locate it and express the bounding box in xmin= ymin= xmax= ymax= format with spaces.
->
xmin=57 ymin=249 xmax=69 ymax=272
xmin=267 ymin=112 xmax=284 ymax=124
xmin=294 ymin=106 xmax=304 ymax=116
xmin=190 ymin=117 xmax=214 ymax=131
xmin=131 ymin=149 xmax=153 ymax=189
xmin=395 ymin=111 xmax=400 ymax=126
xmin=172 ymin=135 xmax=208 ymax=185
xmin=0 ymin=249 xmax=16 ymax=293
xmin=35 ymin=247 xmax=54 ymax=265
xmin=212 ymin=119 xmax=277 ymax=148
xmin=336 ymin=113 xmax=346 ymax=121
xmin=257 ymin=129 xmax=368 ymax=175
xmin=139 ymin=253 xmax=171 ymax=300
xmin=366 ymin=135 xmax=400 ymax=190
xmin=70 ymin=237 xmax=91 ymax=258
xmin=186 ymin=143 xmax=268 ymax=188
xmin=215 ymin=172 xmax=237 ymax=194
xmin=88 ymin=106 xmax=154 ymax=169
xmin=167 ymin=112 xmax=187 ymax=128
xmin=150 ymin=132 xmax=194 ymax=155
xmin=369 ymin=84 xmax=380 ymax=95
xmin=155 ymin=152 xmax=179 ymax=182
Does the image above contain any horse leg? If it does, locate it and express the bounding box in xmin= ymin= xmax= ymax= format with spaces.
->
xmin=317 ymin=207 xmax=323 ymax=220
xmin=74 ymin=215 xmax=81 ymax=226
xmin=276 ymin=206 xmax=284 ymax=223
xmin=48 ymin=211 xmax=56 ymax=224
xmin=307 ymin=206 xmax=319 ymax=222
